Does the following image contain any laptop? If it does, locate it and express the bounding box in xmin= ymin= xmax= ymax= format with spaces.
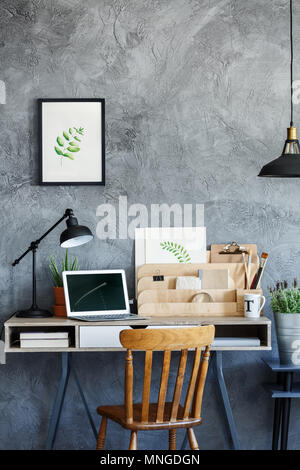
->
xmin=62 ymin=269 xmax=146 ymax=322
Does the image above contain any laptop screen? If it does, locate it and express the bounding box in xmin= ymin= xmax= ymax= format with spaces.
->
xmin=63 ymin=271 xmax=129 ymax=315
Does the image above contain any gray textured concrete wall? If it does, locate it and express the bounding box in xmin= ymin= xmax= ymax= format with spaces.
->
xmin=1 ymin=0 xmax=300 ymax=449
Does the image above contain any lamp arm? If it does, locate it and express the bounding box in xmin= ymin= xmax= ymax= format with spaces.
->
xmin=12 ymin=208 xmax=73 ymax=266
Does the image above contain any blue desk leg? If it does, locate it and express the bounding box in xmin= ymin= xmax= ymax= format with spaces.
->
xmin=45 ymin=352 xmax=97 ymax=450
xmin=214 ymin=351 xmax=241 ymax=450
xmin=180 ymin=431 xmax=188 ymax=450
xmin=46 ymin=352 xmax=70 ymax=450
xmin=180 ymin=351 xmax=240 ymax=450
xmin=70 ymin=355 xmax=98 ymax=440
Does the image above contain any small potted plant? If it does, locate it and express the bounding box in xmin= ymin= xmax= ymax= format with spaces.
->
xmin=49 ymin=250 xmax=79 ymax=317
xmin=269 ymin=278 xmax=300 ymax=364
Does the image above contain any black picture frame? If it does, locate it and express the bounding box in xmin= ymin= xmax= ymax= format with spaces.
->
xmin=39 ymin=98 xmax=105 ymax=186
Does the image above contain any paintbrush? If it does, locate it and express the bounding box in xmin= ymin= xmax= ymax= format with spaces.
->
xmin=250 ymin=252 xmax=269 ymax=289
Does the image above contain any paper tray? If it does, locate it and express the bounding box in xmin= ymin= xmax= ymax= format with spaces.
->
xmin=138 ymin=302 xmax=238 ymax=317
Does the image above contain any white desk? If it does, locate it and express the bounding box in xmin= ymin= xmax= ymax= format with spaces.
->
xmin=4 ymin=314 xmax=271 ymax=450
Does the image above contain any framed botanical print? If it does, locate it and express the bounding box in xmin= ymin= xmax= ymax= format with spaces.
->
xmin=39 ymin=98 xmax=105 ymax=185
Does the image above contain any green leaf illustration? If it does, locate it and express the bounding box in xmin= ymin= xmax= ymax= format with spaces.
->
xmin=63 ymin=153 xmax=75 ymax=160
xmin=54 ymin=146 xmax=63 ymax=156
xmin=54 ymin=126 xmax=85 ymax=163
xmin=160 ymin=241 xmax=192 ymax=264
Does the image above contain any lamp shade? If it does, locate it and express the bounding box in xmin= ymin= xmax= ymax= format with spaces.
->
xmin=60 ymin=216 xmax=93 ymax=248
xmin=258 ymin=154 xmax=300 ymax=177
xmin=258 ymin=126 xmax=300 ymax=177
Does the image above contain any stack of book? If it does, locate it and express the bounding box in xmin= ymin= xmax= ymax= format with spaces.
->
xmin=20 ymin=331 xmax=69 ymax=348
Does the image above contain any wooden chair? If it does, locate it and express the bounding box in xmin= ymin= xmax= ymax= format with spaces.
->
xmin=96 ymin=325 xmax=215 ymax=450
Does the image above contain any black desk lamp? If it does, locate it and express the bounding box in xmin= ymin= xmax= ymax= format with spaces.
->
xmin=12 ymin=208 xmax=93 ymax=318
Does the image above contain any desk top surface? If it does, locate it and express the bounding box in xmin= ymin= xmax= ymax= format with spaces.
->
xmin=5 ymin=314 xmax=271 ymax=327
xmin=5 ymin=315 xmax=271 ymax=353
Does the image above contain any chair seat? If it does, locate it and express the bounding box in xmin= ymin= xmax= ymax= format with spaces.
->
xmin=97 ymin=402 xmax=202 ymax=431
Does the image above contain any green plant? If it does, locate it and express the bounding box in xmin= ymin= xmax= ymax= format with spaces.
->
xmin=268 ymin=278 xmax=300 ymax=313
xmin=49 ymin=249 xmax=79 ymax=287
xmin=160 ymin=241 xmax=191 ymax=263
xmin=54 ymin=126 xmax=85 ymax=161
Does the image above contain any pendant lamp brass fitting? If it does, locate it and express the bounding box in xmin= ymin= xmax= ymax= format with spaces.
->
xmin=287 ymin=126 xmax=298 ymax=140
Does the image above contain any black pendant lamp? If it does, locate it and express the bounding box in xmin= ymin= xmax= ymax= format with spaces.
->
xmin=258 ymin=0 xmax=300 ymax=177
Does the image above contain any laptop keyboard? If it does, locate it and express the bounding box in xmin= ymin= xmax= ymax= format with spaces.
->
xmin=72 ymin=314 xmax=147 ymax=322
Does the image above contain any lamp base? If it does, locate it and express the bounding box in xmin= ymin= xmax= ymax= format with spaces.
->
xmin=15 ymin=306 xmax=53 ymax=318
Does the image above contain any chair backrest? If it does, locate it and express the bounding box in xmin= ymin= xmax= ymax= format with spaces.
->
xmin=119 ymin=325 xmax=215 ymax=425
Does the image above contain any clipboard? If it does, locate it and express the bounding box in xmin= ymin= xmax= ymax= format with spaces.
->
xmin=210 ymin=243 xmax=258 ymax=264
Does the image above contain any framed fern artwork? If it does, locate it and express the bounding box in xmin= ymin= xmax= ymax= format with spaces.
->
xmin=39 ymin=98 xmax=105 ymax=185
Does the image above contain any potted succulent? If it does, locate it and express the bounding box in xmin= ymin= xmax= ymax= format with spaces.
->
xmin=49 ymin=250 xmax=79 ymax=317
xmin=269 ymin=279 xmax=300 ymax=365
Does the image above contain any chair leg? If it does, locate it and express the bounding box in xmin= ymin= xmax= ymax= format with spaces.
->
xmin=187 ymin=428 xmax=199 ymax=450
xmin=169 ymin=429 xmax=176 ymax=450
xmin=96 ymin=417 xmax=107 ymax=450
xmin=129 ymin=431 xmax=137 ymax=450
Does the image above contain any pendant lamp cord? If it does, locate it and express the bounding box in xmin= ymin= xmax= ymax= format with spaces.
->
xmin=290 ymin=0 xmax=294 ymax=126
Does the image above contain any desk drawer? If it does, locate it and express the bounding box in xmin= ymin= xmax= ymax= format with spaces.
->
xmin=79 ymin=324 xmax=195 ymax=348
xmin=79 ymin=326 xmax=132 ymax=348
